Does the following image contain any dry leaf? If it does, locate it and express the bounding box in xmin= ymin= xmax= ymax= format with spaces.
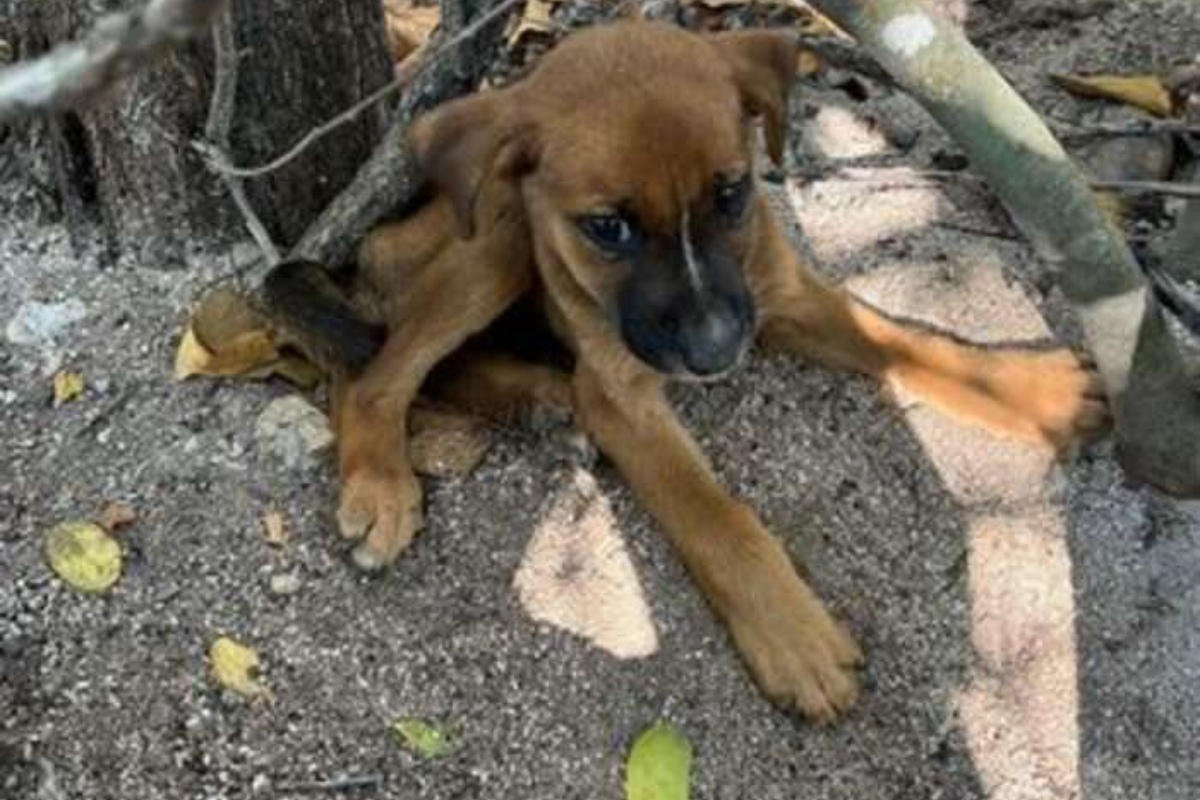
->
xmin=52 ymin=371 xmax=84 ymax=406
xmin=383 ymin=2 xmax=438 ymax=63
xmin=209 ymin=636 xmax=271 ymax=699
xmin=45 ymin=520 xmax=122 ymax=593
xmin=262 ymin=510 xmax=289 ymax=547
xmin=796 ymin=47 xmax=823 ymax=77
xmin=99 ymin=501 xmax=136 ymax=532
xmin=175 ymin=327 xmax=278 ymax=379
xmin=797 ymin=7 xmax=844 ymax=38
xmin=1166 ymin=63 xmax=1200 ymax=119
xmin=408 ymin=407 xmax=492 ymax=479
xmin=174 ymin=287 xmax=323 ymax=386
xmin=506 ymin=0 xmax=555 ymax=46
xmin=1051 ymin=73 xmax=1176 ymax=118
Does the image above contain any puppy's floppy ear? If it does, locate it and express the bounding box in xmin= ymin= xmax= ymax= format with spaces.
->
xmin=409 ymin=88 xmax=536 ymax=239
xmin=708 ymin=30 xmax=800 ymax=165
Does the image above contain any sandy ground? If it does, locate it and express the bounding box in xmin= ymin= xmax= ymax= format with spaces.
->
xmin=3 ymin=2 xmax=1200 ymax=799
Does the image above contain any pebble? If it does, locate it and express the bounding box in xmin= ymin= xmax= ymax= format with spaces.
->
xmin=268 ymin=573 xmax=302 ymax=596
xmin=4 ymin=299 xmax=87 ymax=346
xmin=254 ymin=396 xmax=334 ymax=470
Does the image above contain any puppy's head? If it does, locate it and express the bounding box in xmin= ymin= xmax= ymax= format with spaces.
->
xmin=411 ymin=23 xmax=798 ymax=379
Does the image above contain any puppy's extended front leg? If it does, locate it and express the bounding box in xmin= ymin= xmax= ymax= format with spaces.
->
xmin=574 ymin=365 xmax=861 ymax=722
xmin=750 ymin=204 xmax=1108 ymax=449
xmin=335 ymin=230 xmax=531 ymax=570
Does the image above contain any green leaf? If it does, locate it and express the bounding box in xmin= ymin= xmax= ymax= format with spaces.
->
xmin=625 ymin=722 xmax=692 ymax=800
xmin=392 ymin=718 xmax=451 ymax=757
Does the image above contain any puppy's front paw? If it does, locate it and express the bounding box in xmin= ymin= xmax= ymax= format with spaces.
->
xmin=337 ymin=466 xmax=424 ymax=571
xmin=987 ymin=348 xmax=1109 ymax=449
xmin=727 ymin=572 xmax=862 ymax=724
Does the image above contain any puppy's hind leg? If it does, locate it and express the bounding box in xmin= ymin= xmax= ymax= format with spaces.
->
xmin=428 ymin=350 xmax=574 ymax=425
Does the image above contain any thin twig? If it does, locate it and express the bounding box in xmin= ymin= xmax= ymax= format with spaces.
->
xmin=273 ymin=773 xmax=385 ymax=794
xmin=193 ymin=13 xmax=279 ymax=263
xmin=796 ymin=162 xmax=1200 ymax=200
xmin=0 ymin=0 xmax=226 ymax=123
xmin=202 ymin=0 xmax=523 ymax=180
xmin=193 ymin=5 xmax=280 ymax=264
xmin=792 ymin=164 xmax=979 ymax=188
xmin=1053 ymin=117 xmax=1200 ymax=141
xmin=1091 ymin=179 xmax=1200 ymax=199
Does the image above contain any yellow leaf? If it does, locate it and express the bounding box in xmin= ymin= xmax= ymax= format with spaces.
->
xmin=53 ymin=371 xmax=84 ymax=406
xmin=1050 ymin=73 xmax=1176 ymax=118
xmin=45 ymin=520 xmax=122 ymax=593
xmin=174 ymin=326 xmax=279 ymax=379
xmin=209 ymin=637 xmax=271 ymax=699
xmin=262 ymin=510 xmax=288 ymax=547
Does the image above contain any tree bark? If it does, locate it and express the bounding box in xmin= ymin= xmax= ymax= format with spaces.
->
xmin=6 ymin=0 xmax=391 ymax=267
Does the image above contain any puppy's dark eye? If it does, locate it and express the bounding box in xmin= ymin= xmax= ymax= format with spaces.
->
xmin=578 ymin=213 xmax=639 ymax=252
xmin=714 ymin=174 xmax=751 ymax=219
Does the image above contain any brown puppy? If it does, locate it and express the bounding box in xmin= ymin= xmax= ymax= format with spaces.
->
xmin=265 ymin=21 xmax=1107 ymax=723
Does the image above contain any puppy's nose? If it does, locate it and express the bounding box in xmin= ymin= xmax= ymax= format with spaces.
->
xmin=680 ymin=309 xmax=746 ymax=376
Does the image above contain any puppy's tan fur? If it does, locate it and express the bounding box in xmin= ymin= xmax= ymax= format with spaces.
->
xmin=315 ymin=23 xmax=1105 ymax=722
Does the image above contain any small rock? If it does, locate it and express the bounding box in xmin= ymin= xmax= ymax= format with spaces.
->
xmin=229 ymin=241 xmax=263 ymax=270
xmin=255 ymin=396 xmax=334 ymax=469
xmin=408 ymin=407 xmax=492 ymax=479
xmin=5 ymin=299 xmax=87 ymax=346
xmin=268 ymin=573 xmax=302 ymax=596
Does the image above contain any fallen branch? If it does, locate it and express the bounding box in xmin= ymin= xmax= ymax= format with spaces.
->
xmin=193 ymin=5 xmax=280 ymax=265
xmin=0 ymin=0 xmax=225 ymax=123
xmin=286 ymin=0 xmax=519 ymax=266
xmin=808 ymin=0 xmax=1200 ymax=496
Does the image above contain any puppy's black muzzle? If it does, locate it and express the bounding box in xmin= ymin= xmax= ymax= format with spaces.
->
xmin=619 ymin=284 xmax=755 ymax=379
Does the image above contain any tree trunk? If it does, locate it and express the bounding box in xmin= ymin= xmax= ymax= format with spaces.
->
xmin=6 ymin=0 xmax=392 ymax=267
